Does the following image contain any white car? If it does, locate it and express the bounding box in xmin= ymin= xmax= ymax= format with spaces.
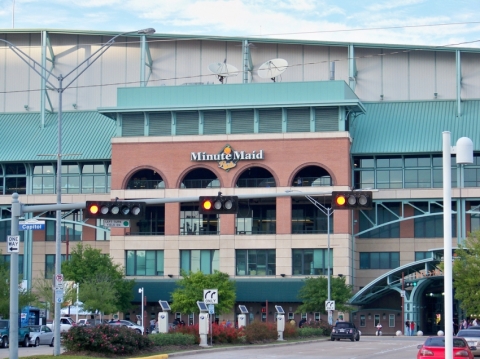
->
xmin=119 ymin=320 xmax=144 ymax=334
xmin=28 ymin=325 xmax=54 ymax=347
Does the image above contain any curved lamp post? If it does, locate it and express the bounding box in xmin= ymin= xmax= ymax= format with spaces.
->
xmin=2 ymin=27 xmax=155 ymax=358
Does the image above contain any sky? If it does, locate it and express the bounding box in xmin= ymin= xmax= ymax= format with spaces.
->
xmin=1 ymin=0 xmax=480 ymax=48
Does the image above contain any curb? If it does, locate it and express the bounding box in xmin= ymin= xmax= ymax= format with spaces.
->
xmin=131 ymin=355 xmax=168 ymax=359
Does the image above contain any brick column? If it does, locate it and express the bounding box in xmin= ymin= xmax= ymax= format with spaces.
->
xmin=276 ymin=197 xmax=292 ymax=234
xmin=165 ymin=202 xmax=180 ymax=236
xmin=220 ymin=213 xmax=236 ymax=235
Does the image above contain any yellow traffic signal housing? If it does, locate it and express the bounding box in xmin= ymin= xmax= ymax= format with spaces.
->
xmin=331 ymin=191 xmax=373 ymax=210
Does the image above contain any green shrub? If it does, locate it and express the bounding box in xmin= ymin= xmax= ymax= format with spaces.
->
xmin=298 ymin=327 xmax=325 ymax=337
xmin=243 ymin=321 xmax=278 ymax=343
xmin=283 ymin=323 xmax=298 ymax=339
xmin=62 ymin=324 xmax=153 ymax=355
xmin=149 ymin=332 xmax=196 ymax=346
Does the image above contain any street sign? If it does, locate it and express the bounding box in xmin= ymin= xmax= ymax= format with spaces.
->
xmin=208 ymin=304 xmax=215 ymax=315
xmin=55 ymin=274 xmax=64 ymax=288
xmin=18 ymin=220 xmax=45 ymax=231
xmin=203 ymin=289 xmax=218 ymax=305
xmin=55 ymin=288 xmax=63 ymax=303
xmin=401 ymin=290 xmax=405 ymax=297
xmin=102 ymin=219 xmax=130 ymax=228
xmin=7 ymin=235 xmax=19 ymax=253
xmin=325 ymin=300 xmax=335 ymax=311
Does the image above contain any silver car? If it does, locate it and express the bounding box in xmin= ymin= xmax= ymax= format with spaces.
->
xmin=119 ymin=320 xmax=144 ymax=334
xmin=28 ymin=325 xmax=54 ymax=347
xmin=457 ymin=329 xmax=480 ymax=356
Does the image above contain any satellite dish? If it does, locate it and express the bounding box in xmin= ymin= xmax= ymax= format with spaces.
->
xmin=208 ymin=60 xmax=239 ymax=84
xmin=258 ymin=58 xmax=288 ymax=82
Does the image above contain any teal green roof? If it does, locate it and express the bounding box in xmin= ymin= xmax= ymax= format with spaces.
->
xmin=351 ymin=100 xmax=480 ymax=155
xmin=0 ymin=111 xmax=115 ymax=162
xmin=134 ymin=278 xmax=305 ymax=304
xmin=99 ymin=81 xmax=365 ymax=114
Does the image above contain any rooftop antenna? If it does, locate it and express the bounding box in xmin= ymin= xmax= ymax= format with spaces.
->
xmin=257 ymin=58 xmax=288 ymax=82
xmin=208 ymin=59 xmax=239 ymax=84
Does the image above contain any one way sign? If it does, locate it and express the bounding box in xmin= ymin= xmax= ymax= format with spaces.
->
xmin=203 ymin=289 xmax=218 ymax=305
xmin=7 ymin=236 xmax=19 ymax=253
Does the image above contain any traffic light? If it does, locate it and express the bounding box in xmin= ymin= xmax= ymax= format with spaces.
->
xmin=85 ymin=201 xmax=146 ymax=219
xmin=331 ymin=191 xmax=373 ymax=210
xmin=405 ymin=281 xmax=418 ymax=288
xmin=198 ymin=194 xmax=238 ymax=214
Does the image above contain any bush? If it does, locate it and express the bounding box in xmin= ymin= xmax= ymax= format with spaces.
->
xmin=243 ymin=321 xmax=278 ymax=343
xmin=302 ymin=320 xmax=331 ymax=336
xmin=62 ymin=324 xmax=153 ymax=355
xmin=175 ymin=323 xmax=200 ymax=344
xmin=283 ymin=322 xmax=298 ymax=339
xmin=211 ymin=323 xmax=241 ymax=343
xmin=149 ymin=332 xmax=196 ymax=346
xmin=298 ymin=327 xmax=325 ymax=337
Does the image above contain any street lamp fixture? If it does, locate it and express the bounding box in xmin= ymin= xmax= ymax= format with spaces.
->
xmin=2 ymin=27 xmax=155 ymax=358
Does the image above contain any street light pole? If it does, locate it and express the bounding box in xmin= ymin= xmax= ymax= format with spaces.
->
xmin=1 ymin=27 xmax=155 ymax=357
xmin=286 ymin=190 xmax=334 ymax=324
xmin=139 ymin=287 xmax=144 ymax=332
xmin=75 ymin=283 xmax=79 ymax=323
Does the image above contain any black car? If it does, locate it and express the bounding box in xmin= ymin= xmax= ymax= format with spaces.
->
xmin=330 ymin=322 xmax=360 ymax=342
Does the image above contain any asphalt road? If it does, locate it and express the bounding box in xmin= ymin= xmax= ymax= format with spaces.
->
xmin=0 ymin=344 xmax=62 ymax=358
xmin=168 ymin=336 xmax=425 ymax=359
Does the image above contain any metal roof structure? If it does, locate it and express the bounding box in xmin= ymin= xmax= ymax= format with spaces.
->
xmin=0 ymin=111 xmax=115 ymax=162
xmin=351 ymin=100 xmax=480 ymax=154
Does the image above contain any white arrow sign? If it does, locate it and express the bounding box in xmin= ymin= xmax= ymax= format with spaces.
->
xmin=7 ymin=236 xmax=19 ymax=253
xmin=203 ymin=289 xmax=218 ymax=305
xmin=325 ymin=300 xmax=335 ymax=311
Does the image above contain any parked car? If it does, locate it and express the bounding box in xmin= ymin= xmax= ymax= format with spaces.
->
xmin=28 ymin=325 xmax=54 ymax=347
xmin=330 ymin=322 xmax=360 ymax=342
xmin=416 ymin=336 xmax=475 ymax=359
xmin=456 ymin=329 xmax=480 ymax=356
xmin=107 ymin=320 xmax=144 ymax=334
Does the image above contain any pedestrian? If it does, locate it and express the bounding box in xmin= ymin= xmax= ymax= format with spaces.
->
xmin=299 ymin=318 xmax=306 ymax=328
xmin=410 ymin=321 xmax=415 ymax=336
xmin=150 ymin=318 xmax=156 ymax=332
xmin=405 ymin=320 xmax=410 ymax=336
xmin=376 ymin=322 xmax=383 ymax=336
xmin=473 ymin=318 xmax=478 ymax=327
xmin=221 ymin=319 xmax=226 ymax=327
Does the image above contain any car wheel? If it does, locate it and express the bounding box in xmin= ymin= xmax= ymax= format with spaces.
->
xmin=50 ymin=338 xmax=54 ymax=347
xmin=2 ymin=336 xmax=8 ymax=348
xmin=22 ymin=336 xmax=29 ymax=347
xmin=35 ymin=338 xmax=40 ymax=347
xmin=135 ymin=329 xmax=141 ymax=334
xmin=350 ymin=335 xmax=354 ymax=342
xmin=336 ymin=338 xmax=340 ymax=341
xmin=356 ymin=334 xmax=360 ymax=342
xmin=330 ymin=337 xmax=335 ymax=341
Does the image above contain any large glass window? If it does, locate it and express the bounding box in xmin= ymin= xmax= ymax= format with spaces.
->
xmin=81 ymin=164 xmax=107 ymax=193
xmin=415 ymin=251 xmax=432 ymax=261
xmin=45 ymin=211 xmax=82 ymax=241
xmin=292 ymin=249 xmax=333 ymax=275
xmin=0 ymin=210 xmax=24 ymax=242
xmin=133 ymin=206 xmax=165 ymax=235
xmin=470 ymin=201 xmax=480 ymax=232
xmin=180 ymin=250 xmax=219 ymax=274
xmin=414 ymin=202 xmax=455 ymax=238
xmin=236 ymin=249 xmax=276 ymax=276
xmin=5 ymin=164 xmax=26 ymax=194
xmin=359 ymin=252 xmax=400 ymax=269
xmin=180 ymin=203 xmax=218 ymax=235
xmin=126 ymin=250 xmax=164 ymax=276
xmin=1 ymin=255 xmax=23 ymax=276
xmin=292 ymin=203 xmax=331 ymax=234
xmin=33 ymin=165 xmax=55 ymax=194
xmin=236 ymin=200 xmax=275 ymax=234
xmin=61 ymin=164 xmax=80 ymax=194
xmin=359 ymin=203 xmax=400 ymax=238
xmin=95 ymin=219 xmax=110 ymax=241
xmin=45 ymin=254 xmax=68 ymax=279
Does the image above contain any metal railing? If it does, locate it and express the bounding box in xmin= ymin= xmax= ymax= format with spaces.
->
xmin=293 ymin=176 xmax=332 ymax=187
xmin=236 ymin=178 xmax=276 ymax=188
xmin=127 ymin=179 xmax=165 ymax=189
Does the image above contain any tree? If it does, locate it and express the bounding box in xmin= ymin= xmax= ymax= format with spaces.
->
xmin=171 ymin=270 xmax=236 ymax=315
xmin=61 ymin=243 xmax=135 ymax=313
xmin=296 ymin=276 xmax=353 ymax=314
xmin=31 ymin=273 xmax=53 ymax=316
xmin=453 ymin=230 xmax=480 ymax=315
xmin=0 ymin=257 xmax=36 ymax=318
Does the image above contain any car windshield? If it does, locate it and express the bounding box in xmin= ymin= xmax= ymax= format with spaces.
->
xmin=0 ymin=321 xmax=8 ymax=329
xmin=458 ymin=330 xmax=480 ymax=337
xmin=29 ymin=326 xmax=41 ymax=332
xmin=425 ymin=337 xmax=467 ymax=348
xmin=121 ymin=320 xmax=134 ymax=326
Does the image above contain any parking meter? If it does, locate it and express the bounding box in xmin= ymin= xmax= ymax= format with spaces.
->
xmin=158 ymin=300 xmax=171 ymax=333
xmin=275 ymin=305 xmax=285 ymax=341
xmin=197 ymin=301 xmax=209 ymax=347
xmin=238 ymin=305 xmax=248 ymax=328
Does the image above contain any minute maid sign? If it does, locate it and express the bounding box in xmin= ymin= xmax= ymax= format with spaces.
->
xmin=191 ymin=144 xmax=264 ymax=172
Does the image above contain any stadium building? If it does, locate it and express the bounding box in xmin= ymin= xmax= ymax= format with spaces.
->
xmin=1 ymin=28 xmax=480 ymax=334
